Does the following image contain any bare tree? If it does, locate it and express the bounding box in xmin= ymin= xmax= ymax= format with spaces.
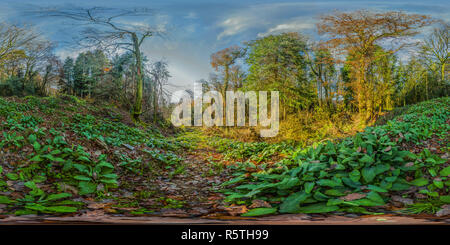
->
xmin=22 ymin=38 xmax=54 ymax=84
xmin=39 ymin=55 xmax=61 ymax=96
xmin=421 ymin=23 xmax=449 ymax=83
xmin=0 ymin=23 xmax=39 ymax=66
xmin=147 ymin=60 xmax=170 ymax=123
xmin=210 ymin=46 xmax=245 ymax=97
xmin=35 ymin=7 xmax=162 ymax=122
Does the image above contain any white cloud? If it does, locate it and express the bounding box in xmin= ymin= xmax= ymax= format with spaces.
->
xmin=217 ymin=15 xmax=262 ymax=40
xmin=55 ymin=48 xmax=87 ymax=61
xmin=116 ymin=13 xmax=170 ymax=34
xmin=215 ymin=2 xmax=320 ymax=40
xmin=257 ymin=18 xmax=316 ymax=37
xmin=185 ymin=12 xmax=198 ymax=20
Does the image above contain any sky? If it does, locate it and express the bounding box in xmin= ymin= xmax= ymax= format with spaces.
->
xmin=0 ymin=0 xmax=449 ymax=91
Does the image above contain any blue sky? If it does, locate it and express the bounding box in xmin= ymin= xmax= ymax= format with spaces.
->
xmin=0 ymin=0 xmax=448 ymax=90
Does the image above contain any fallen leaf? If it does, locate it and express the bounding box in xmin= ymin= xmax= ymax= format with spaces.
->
xmin=391 ymin=195 xmax=414 ymax=205
xmin=249 ymin=200 xmax=271 ymax=209
xmin=225 ymin=205 xmax=248 ymax=216
xmin=87 ymin=203 xmax=109 ymax=209
xmin=60 ymin=183 xmax=78 ymax=195
xmin=436 ymin=205 xmax=450 ymax=217
xmin=93 ymin=150 xmax=102 ymax=157
xmin=340 ymin=193 xmax=366 ymax=201
xmin=80 ymin=209 xmax=105 ymax=217
xmin=160 ymin=209 xmax=190 ymax=217
xmin=414 ymin=193 xmax=427 ymax=199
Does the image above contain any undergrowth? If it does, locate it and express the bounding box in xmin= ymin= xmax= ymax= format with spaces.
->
xmin=221 ymin=97 xmax=450 ymax=216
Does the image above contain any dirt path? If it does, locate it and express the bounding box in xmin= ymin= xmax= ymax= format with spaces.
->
xmin=151 ymin=148 xmax=232 ymax=217
xmin=0 ymin=213 xmax=448 ymax=225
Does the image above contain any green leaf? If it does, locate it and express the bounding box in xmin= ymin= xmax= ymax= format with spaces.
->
xmin=100 ymin=179 xmax=118 ymax=184
xmin=33 ymin=175 xmax=47 ymax=183
xmin=45 ymin=206 xmax=78 ymax=213
xmin=32 ymin=141 xmax=41 ymax=151
xmin=361 ymin=167 xmax=376 ymax=183
xmin=367 ymin=185 xmax=388 ymax=193
xmin=391 ymin=182 xmax=411 ymax=191
xmin=101 ymin=173 xmax=118 ymax=179
xmin=24 ymin=181 xmax=37 ymax=189
xmin=374 ymin=164 xmax=390 ymax=175
xmin=221 ymin=176 xmax=245 ymax=187
xmin=241 ymin=208 xmax=277 ymax=216
xmin=30 ymin=188 xmax=44 ymax=197
xmin=360 ymin=154 xmax=374 ymax=164
xmin=73 ymin=164 xmax=88 ymax=173
xmin=77 ymin=156 xmax=91 ymax=162
xmin=304 ymin=182 xmax=315 ymax=194
xmin=440 ymin=195 xmax=450 ymax=204
xmin=6 ymin=173 xmax=19 ymax=181
xmin=74 ymin=175 xmax=91 ymax=181
xmin=344 ymin=198 xmax=384 ymax=207
xmin=0 ymin=195 xmax=14 ymax=204
xmin=433 ymin=180 xmax=444 ymax=189
xmin=78 ymin=181 xmax=96 ymax=195
xmin=224 ymin=193 xmax=247 ymax=202
xmin=45 ymin=193 xmax=72 ymax=202
xmin=317 ymin=178 xmax=343 ymax=187
xmin=313 ymin=191 xmax=330 ymax=201
xmin=28 ymin=134 xmax=37 ymax=143
xmin=50 ymin=149 xmax=61 ymax=155
xmin=349 ymin=169 xmax=360 ymax=182
xmin=279 ymin=191 xmax=310 ymax=213
xmin=15 ymin=209 xmax=36 ymax=216
xmin=366 ymin=191 xmax=385 ymax=204
xmin=96 ymin=161 xmax=114 ymax=169
xmin=429 ymin=169 xmax=437 ymax=177
xmin=25 ymin=203 xmax=47 ymax=211
xmin=409 ymin=178 xmax=429 ymax=186
xmin=440 ymin=166 xmax=450 ymax=177
xmin=324 ymin=189 xmax=345 ymax=196
xmin=52 ymin=157 xmax=66 ymax=162
xmin=29 ymin=155 xmax=43 ymax=162
xmin=296 ymin=203 xmax=339 ymax=213
xmin=327 ymin=198 xmax=344 ymax=206
xmin=342 ymin=178 xmax=361 ymax=188
xmin=276 ymin=177 xmax=301 ymax=190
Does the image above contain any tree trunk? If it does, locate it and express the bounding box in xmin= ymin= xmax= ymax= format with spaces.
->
xmin=132 ymin=33 xmax=144 ymax=122
xmin=153 ymin=81 xmax=158 ymax=124
xmin=441 ymin=63 xmax=446 ymax=85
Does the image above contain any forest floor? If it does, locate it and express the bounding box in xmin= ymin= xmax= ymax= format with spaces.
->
xmin=0 ymin=96 xmax=449 ymax=224
xmin=1 ymin=145 xmax=448 ymax=225
xmin=1 ymin=138 xmax=449 ymax=225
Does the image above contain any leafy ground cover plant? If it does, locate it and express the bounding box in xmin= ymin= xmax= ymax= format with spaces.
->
xmin=208 ymin=137 xmax=296 ymax=163
xmin=222 ymin=97 xmax=449 ymax=215
xmin=0 ymin=96 xmax=191 ymax=215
